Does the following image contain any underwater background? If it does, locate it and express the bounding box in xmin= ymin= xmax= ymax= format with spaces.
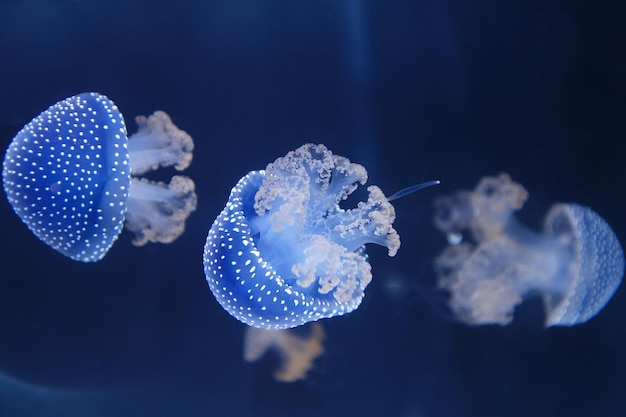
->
xmin=0 ymin=1 xmax=625 ymax=416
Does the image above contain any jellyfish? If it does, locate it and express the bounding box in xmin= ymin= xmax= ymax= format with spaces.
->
xmin=433 ymin=173 xmax=625 ymax=327
xmin=2 ymin=92 xmax=197 ymax=262
xmin=203 ymin=143 xmax=400 ymax=330
xmin=244 ymin=322 xmax=325 ymax=382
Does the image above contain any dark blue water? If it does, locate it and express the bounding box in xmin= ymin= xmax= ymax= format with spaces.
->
xmin=0 ymin=1 xmax=624 ymax=416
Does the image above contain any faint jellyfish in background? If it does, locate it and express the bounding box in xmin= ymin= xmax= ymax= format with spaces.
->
xmin=2 ymin=92 xmax=197 ymax=262
xmin=244 ymin=322 xmax=325 ymax=383
xmin=432 ymin=173 xmax=624 ymax=327
xmin=204 ymin=143 xmax=400 ymax=330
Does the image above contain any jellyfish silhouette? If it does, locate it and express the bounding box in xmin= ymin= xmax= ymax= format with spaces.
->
xmin=2 ymin=92 xmax=197 ymax=262
xmin=204 ymin=143 xmax=400 ymax=329
xmin=244 ymin=322 xmax=325 ymax=382
xmin=433 ymin=173 xmax=624 ymax=327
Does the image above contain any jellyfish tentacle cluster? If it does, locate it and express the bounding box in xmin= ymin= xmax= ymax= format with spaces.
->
xmin=124 ymin=111 xmax=197 ymax=247
xmin=127 ymin=110 xmax=194 ymax=175
xmin=433 ymin=173 xmax=624 ymax=327
xmin=124 ymin=175 xmax=197 ymax=246
xmin=2 ymin=92 xmax=197 ymax=262
xmin=204 ymin=143 xmax=399 ymax=330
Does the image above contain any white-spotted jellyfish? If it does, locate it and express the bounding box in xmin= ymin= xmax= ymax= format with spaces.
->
xmin=2 ymin=92 xmax=197 ymax=262
xmin=433 ymin=173 xmax=624 ymax=327
xmin=203 ymin=143 xmax=400 ymax=330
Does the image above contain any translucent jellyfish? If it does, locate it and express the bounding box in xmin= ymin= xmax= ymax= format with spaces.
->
xmin=204 ymin=143 xmax=400 ymax=329
xmin=244 ymin=322 xmax=325 ymax=382
xmin=433 ymin=173 xmax=624 ymax=327
xmin=2 ymin=92 xmax=197 ymax=262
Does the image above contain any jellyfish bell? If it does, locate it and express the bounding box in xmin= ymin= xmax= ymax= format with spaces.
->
xmin=2 ymin=92 xmax=197 ymax=262
xmin=542 ymin=203 xmax=624 ymax=326
xmin=433 ymin=173 xmax=624 ymax=327
xmin=204 ymin=143 xmax=400 ymax=330
xmin=2 ymin=93 xmax=130 ymax=262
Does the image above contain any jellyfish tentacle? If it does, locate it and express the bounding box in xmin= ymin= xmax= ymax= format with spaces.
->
xmin=387 ymin=180 xmax=440 ymax=201
xmin=128 ymin=111 xmax=194 ymax=175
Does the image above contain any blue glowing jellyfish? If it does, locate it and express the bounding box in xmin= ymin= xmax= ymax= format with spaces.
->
xmin=2 ymin=92 xmax=197 ymax=262
xmin=433 ymin=173 xmax=625 ymax=327
xmin=203 ymin=143 xmax=400 ymax=329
